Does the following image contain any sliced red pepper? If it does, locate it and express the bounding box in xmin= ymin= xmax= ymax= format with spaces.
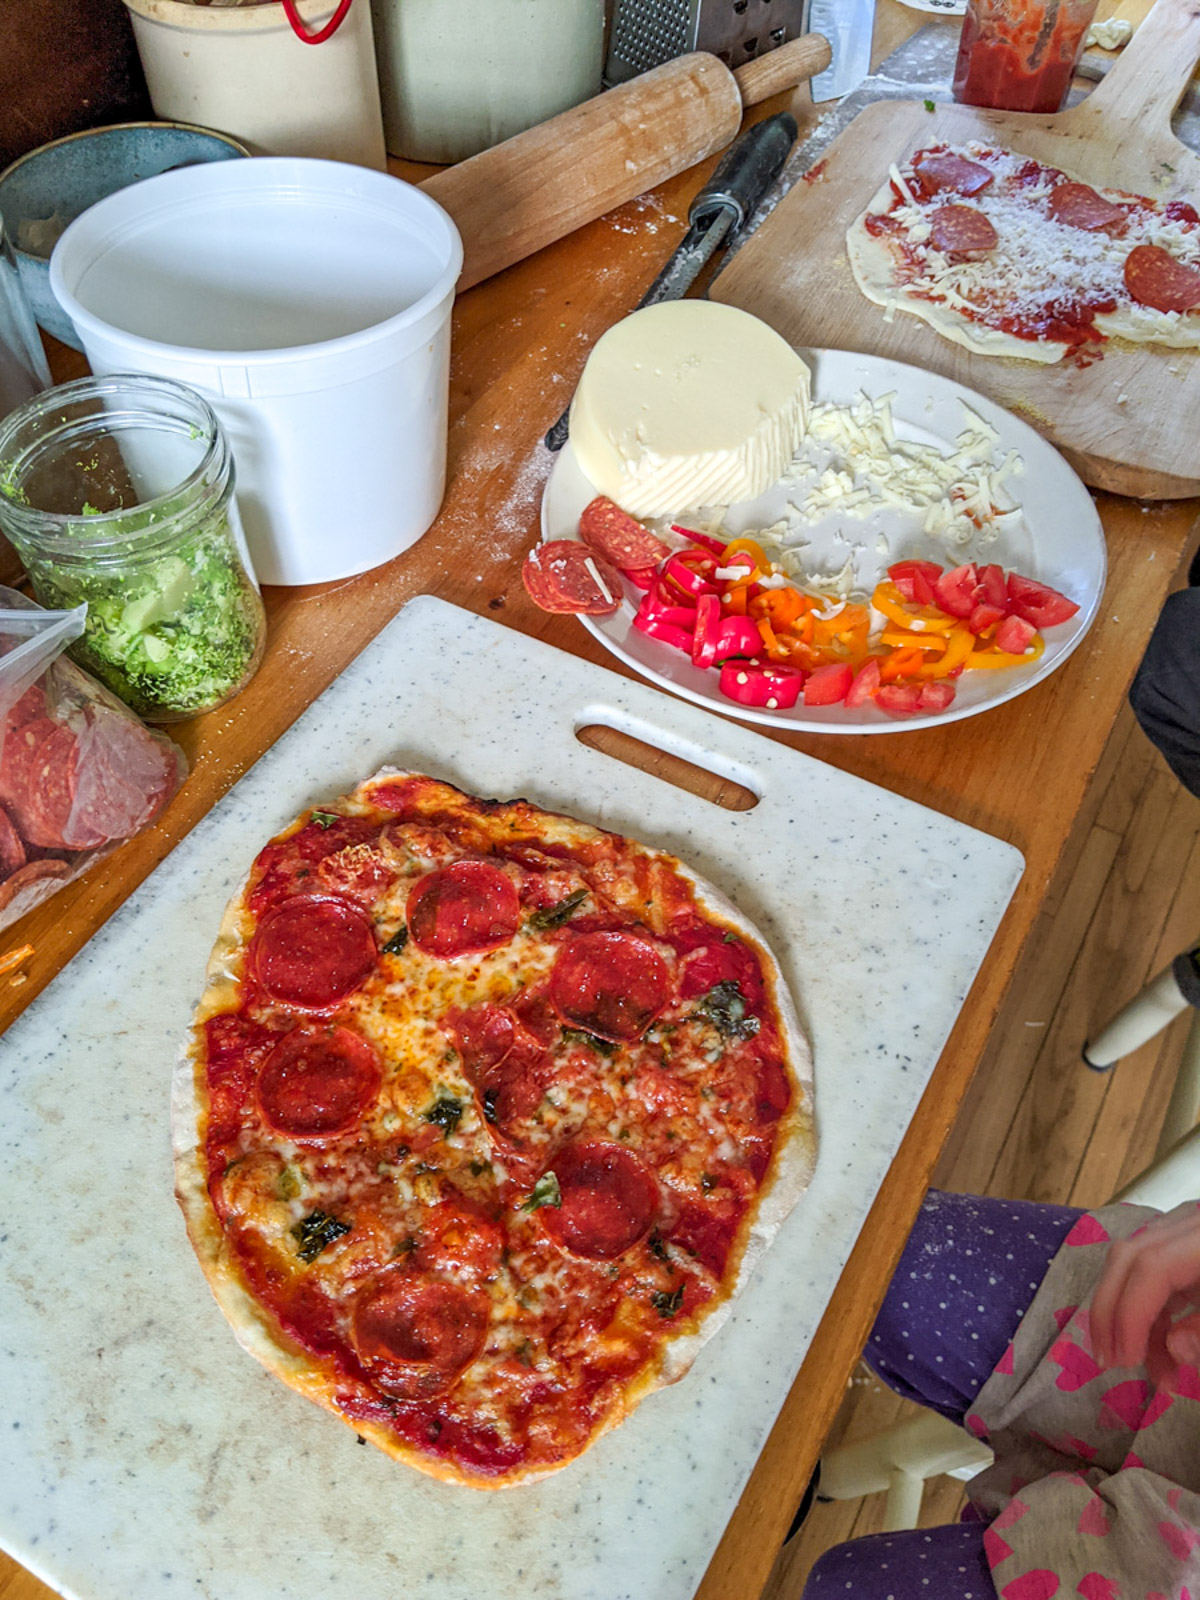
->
xmin=691 ymin=593 xmax=721 ymax=671
xmin=712 ymin=616 xmax=763 ymax=662
xmin=718 ymin=659 xmax=804 ymax=710
xmin=636 ymin=587 xmax=696 ymax=630
xmin=632 ymin=610 xmax=693 ymax=652
xmin=661 ymin=552 xmax=718 ymax=600
xmin=625 ymin=565 xmax=657 ymax=591
xmin=670 ymin=525 xmax=727 ymax=558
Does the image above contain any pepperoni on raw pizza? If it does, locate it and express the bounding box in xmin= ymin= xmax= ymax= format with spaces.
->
xmin=1124 ymin=244 xmax=1200 ymax=314
xmin=539 ymin=1140 xmax=659 ymax=1260
xmin=912 ymin=151 xmax=994 ymax=197
xmin=407 ymin=860 xmax=520 ymax=958
xmin=351 ymin=1274 xmax=489 ymax=1399
xmin=256 ymin=1023 xmax=381 ymax=1140
xmin=522 ymin=539 xmax=622 ymax=616
xmin=578 ymin=496 xmax=670 ymax=573
xmin=1047 ymin=182 xmax=1125 ymax=231
xmin=548 ymin=929 xmax=669 ymax=1042
xmin=930 ymin=204 xmax=997 ymax=255
xmin=250 ymin=894 xmax=377 ymax=1009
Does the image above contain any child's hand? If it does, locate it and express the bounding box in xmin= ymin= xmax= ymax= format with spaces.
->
xmin=1090 ymin=1205 xmax=1200 ymax=1389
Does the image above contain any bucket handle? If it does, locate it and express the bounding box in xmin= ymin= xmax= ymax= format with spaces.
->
xmin=282 ymin=0 xmax=354 ymax=44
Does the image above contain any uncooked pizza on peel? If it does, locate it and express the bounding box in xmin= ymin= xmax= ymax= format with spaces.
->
xmin=848 ymin=141 xmax=1200 ymax=363
xmin=174 ymin=770 xmax=815 ymax=1487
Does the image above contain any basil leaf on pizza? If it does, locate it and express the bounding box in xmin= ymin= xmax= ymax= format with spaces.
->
xmin=173 ymin=771 xmax=816 ymax=1487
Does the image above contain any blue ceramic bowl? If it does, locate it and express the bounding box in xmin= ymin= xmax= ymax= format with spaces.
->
xmin=0 ymin=122 xmax=249 ymax=351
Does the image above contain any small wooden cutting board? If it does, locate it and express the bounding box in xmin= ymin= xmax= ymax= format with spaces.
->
xmin=712 ymin=0 xmax=1200 ymax=498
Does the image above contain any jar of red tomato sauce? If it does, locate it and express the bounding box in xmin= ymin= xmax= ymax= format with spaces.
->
xmin=952 ymin=0 xmax=1099 ymax=113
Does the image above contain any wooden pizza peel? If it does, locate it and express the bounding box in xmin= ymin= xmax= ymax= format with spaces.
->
xmin=711 ymin=0 xmax=1200 ymax=499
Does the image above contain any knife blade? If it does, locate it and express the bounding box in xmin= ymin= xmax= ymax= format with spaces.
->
xmin=544 ymin=111 xmax=798 ymax=454
xmin=805 ymin=0 xmax=877 ymax=102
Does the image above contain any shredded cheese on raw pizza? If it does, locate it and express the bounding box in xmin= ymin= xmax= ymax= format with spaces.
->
xmin=849 ymin=142 xmax=1200 ymax=362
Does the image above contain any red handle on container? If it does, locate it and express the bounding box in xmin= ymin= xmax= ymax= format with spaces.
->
xmin=281 ymin=0 xmax=353 ymax=44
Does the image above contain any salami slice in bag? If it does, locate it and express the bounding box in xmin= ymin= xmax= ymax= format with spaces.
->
xmin=0 ymin=588 xmax=187 ymax=930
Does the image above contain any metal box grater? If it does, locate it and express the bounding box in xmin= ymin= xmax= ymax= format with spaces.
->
xmin=605 ymin=0 xmax=807 ymax=85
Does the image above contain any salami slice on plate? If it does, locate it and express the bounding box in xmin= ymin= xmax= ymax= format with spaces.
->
xmin=522 ymin=540 xmax=622 ymax=616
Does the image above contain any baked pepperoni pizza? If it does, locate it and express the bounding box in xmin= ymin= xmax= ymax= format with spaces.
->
xmin=174 ymin=771 xmax=815 ymax=1487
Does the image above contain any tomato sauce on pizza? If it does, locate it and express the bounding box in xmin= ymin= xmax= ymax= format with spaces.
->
xmin=849 ymin=142 xmax=1200 ymax=364
xmin=174 ymin=772 xmax=815 ymax=1486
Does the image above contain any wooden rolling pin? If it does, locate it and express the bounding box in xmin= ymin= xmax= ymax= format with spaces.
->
xmin=420 ymin=34 xmax=832 ymax=292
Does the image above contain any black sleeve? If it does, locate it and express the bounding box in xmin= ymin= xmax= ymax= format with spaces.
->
xmin=1129 ymin=587 xmax=1200 ymax=800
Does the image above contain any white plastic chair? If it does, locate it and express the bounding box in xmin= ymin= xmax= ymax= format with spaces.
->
xmin=815 ymin=965 xmax=1200 ymax=1533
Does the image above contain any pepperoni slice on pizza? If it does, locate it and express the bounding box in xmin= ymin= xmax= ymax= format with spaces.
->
xmin=174 ymin=771 xmax=816 ymax=1487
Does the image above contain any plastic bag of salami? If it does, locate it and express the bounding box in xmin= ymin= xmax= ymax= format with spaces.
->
xmin=0 ymin=587 xmax=187 ymax=930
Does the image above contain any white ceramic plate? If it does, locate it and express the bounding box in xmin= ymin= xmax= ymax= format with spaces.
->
xmin=540 ymin=347 xmax=1106 ymax=735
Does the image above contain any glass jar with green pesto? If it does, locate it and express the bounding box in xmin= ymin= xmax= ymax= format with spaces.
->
xmin=0 ymin=373 xmax=265 ymax=721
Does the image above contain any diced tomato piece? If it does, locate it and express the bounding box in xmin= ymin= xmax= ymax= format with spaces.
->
xmin=845 ymin=657 xmax=883 ymax=707
xmin=802 ymin=662 xmax=853 ymax=706
xmin=874 ymin=683 xmax=924 ymax=717
xmin=888 ymin=560 xmax=943 ymax=607
xmin=718 ymin=660 xmax=804 ymax=710
xmin=934 ymin=563 xmax=978 ymax=619
xmin=974 ymin=563 xmax=1008 ymax=611
xmin=968 ymin=601 xmax=1006 ymax=635
xmin=917 ymin=681 xmax=956 ymax=713
xmin=994 ymin=613 xmax=1037 ymax=655
xmin=1005 ymin=573 xmax=1080 ymax=629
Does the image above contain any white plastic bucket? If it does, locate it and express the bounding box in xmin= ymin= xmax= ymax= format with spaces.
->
xmin=50 ymin=158 xmax=463 ymax=586
xmin=123 ymin=0 xmax=388 ymax=170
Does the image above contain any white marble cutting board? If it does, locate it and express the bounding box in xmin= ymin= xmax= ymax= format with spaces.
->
xmin=0 ymin=597 xmax=1023 ymax=1600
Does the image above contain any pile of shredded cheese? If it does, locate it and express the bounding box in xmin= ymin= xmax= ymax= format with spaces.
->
xmin=782 ymin=392 xmax=1023 ymax=547
xmin=880 ymin=145 xmax=1200 ymax=338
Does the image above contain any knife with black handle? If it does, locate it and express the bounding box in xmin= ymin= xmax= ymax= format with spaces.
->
xmin=544 ymin=110 xmax=799 ymax=454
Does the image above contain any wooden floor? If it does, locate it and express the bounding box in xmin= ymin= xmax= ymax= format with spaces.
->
xmin=766 ymin=695 xmax=1200 ymax=1599
xmin=3 ymin=696 xmax=1199 ymax=1600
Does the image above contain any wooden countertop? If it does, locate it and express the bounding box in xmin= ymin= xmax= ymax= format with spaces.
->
xmin=3 ymin=4 xmax=1196 ymax=1599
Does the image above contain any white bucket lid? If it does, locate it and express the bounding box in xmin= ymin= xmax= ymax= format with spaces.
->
xmin=49 ymin=158 xmax=463 ymax=394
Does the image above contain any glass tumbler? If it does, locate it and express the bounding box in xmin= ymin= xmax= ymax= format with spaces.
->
xmin=953 ymin=0 xmax=1100 ymax=113
xmin=0 ymin=374 xmax=266 ymax=722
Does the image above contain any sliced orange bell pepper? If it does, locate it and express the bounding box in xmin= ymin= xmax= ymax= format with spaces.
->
xmin=968 ymin=634 xmax=1047 ymax=670
xmin=872 ymin=581 xmax=959 ymax=634
xmin=749 ymin=587 xmax=808 ymax=629
xmin=918 ymin=623 xmax=976 ymax=679
xmin=878 ymin=646 xmax=928 ymax=683
xmin=880 ymin=627 xmax=949 ymax=655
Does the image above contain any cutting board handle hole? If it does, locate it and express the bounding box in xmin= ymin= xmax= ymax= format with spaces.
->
xmin=575 ymin=723 xmax=759 ymax=811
